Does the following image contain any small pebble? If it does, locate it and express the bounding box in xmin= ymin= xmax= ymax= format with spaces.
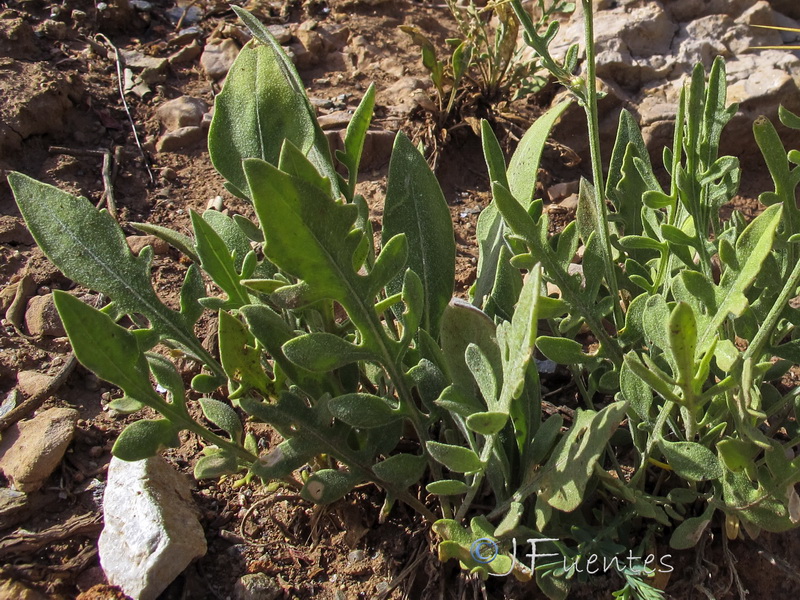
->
xmin=347 ymin=549 xmax=365 ymax=564
xmin=89 ymin=446 xmax=104 ymax=458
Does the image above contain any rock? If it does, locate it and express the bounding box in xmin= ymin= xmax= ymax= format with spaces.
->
xmin=24 ymin=293 xmax=65 ymax=337
xmin=168 ymin=40 xmax=202 ymax=65
xmin=0 ymin=215 xmax=35 ymax=245
xmin=267 ymin=24 xmax=292 ymax=44
xmin=545 ymin=0 xmax=800 ymax=167
xmin=99 ymin=456 xmax=207 ymax=600
xmin=126 ymin=235 xmax=169 ymax=255
xmin=361 ymin=130 xmax=396 ymax=170
xmin=772 ymin=0 xmax=800 ymax=19
xmin=156 ymin=126 xmax=205 ymax=153
xmin=201 ymin=39 xmax=240 ymax=80
xmin=168 ymin=26 xmax=202 ymax=48
xmin=295 ymin=28 xmax=326 ymax=66
xmin=546 ymin=180 xmax=580 ymax=203
xmin=383 ymin=77 xmax=427 ymax=116
xmin=666 ymin=0 xmax=752 ymax=21
xmin=772 ymin=11 xmax=800 ymax=43
xmin=348 ymin=35 xmax=379 ymax=72
xmin=39 ymin=19 xmax=69 ymax=40
xmin=0 ymin=407 xmax=79 ymax=492
xmin=16 ymin=370 xmax=54 ymax=398
xmin=233 ymin=573 xmax=282 ymax=600
xmin=155 ymin=96 xmax=208 ymax=131
xmin=0 ymin=18 xmax=40 ymax=60
xmin=318 ymin=110 xmax=353 ymax=130
xmin=0 ymin=61 xmax=74 ymax=157
xmin=120 ymin=50 xmax=168 ymax=85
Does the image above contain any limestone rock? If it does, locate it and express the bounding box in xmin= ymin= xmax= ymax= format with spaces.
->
xmin=546 ymin=0 xmax=800 ymax=165
xmin=24 ymin=293 xmax=65 ymax=337
xmin=267 ymin=24 xmax=292 ymax=44
xmin=201 ymin=39 xmax=240 ymax=80
xmin=99 ymin=456 xmax=207 ymax=600
xmin=234 ymin=573 xmax=282 ymax=600
xmin=120 ymin=50 xmax=168 ymax=85
xmin=0 ymin=407 xmax=79 ymax=492
xmin=168 ymin=40 xmax=202 ymax=65
xmin=155 ymin=96 xmax=208 ymax=131
xmin=156 ymin=126 xmax=205 ymax=153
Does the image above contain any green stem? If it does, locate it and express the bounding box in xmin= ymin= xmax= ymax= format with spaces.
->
xmin=157 ymin=398 xmax=257 ymax=464
xmin=744 ymin=255 xmax=800 ymax=362
xmin=630 ymin=400 xmax=675 ymax=489
xmin=455 ymin=433 xmax=496 ymax=521
xmin=581 ymin=1 xmax=623 ymax=329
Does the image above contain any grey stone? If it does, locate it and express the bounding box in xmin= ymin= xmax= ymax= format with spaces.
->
xmin=234 ymin=573 xmax=282 ymax=600
xmin=201 ymin=39 xmax=240 ymax=80
xmin=156 ymin=126 xmax=205 ymax=153
xmin=120 ymin=50 xmax=168 ymax=85
xmin=267 ymin=24 xmax=292 ymax=44
xmin=99 ymin=456 xmax=207 ymax=600
xmin=168 ymin=40 xmax=202 ymax=65
xmin=0 ymin=407 xmax=78 ymax=492
xmin=24 ymin=293 xmax=65 ymax=337
xmin=545 ymin=0 xmax=800 ymax=164
xmin=155 ymin=96 xmax=208 ymax=131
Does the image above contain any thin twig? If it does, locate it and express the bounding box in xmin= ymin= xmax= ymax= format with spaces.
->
xmin=94 ymin=34 xmax=155 ymax=185
xmin=755 ymin=541 xmax=800 ymax=585
xmin=376 ymin=536 xmax=429 ymax=600
xmin=0 ymin=513 xmax=101 ymax=558
xmin=48 ymin=146 xmax=119 ymax=219
xmin=175 ymin=0 xmax=202 ymax=30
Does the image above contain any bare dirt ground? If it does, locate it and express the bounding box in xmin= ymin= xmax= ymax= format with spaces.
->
xmin=2 ymin=1 xmax=800 ymax=599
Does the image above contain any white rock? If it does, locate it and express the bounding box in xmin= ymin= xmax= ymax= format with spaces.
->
xmin=99 ymin=456 xmax=207 ymax=600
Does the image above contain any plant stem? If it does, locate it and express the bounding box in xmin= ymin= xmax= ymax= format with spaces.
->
xmin=630 ymin=400 xmax=675 ymax=489
xmin=744 ymin=253 xmax=800 ymax=362
xmin=581 ymin=0 xmax=624 ymax=329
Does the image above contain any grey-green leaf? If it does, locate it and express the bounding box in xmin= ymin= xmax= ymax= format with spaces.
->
xmin=8 ymin=173 xmax=211 ymax=368
xmin=112 ymin=419 xmax=179 ymax=461
xmin=426 ymin=441 xmax=483 ymax=473
xmin=282 ymin=333 xmax=376 ymax=372
xmin=328 ymin=393 xmax=400 ymax=428
xmin=199 ymin=398 xmax=243 ymax=443
xmin=382 ymin=132 xmax=455 ymax=335
xmin=659 ymin=440 xmax=722 ymax=482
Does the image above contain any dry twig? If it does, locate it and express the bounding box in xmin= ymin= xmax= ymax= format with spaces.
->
xmin=94 ymin=33 xmax=155 ymax=185
xmin=48 ymin=146 xmax=119 ymax=219
xmin=0 ymin=513 xmax=101 ymax=558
